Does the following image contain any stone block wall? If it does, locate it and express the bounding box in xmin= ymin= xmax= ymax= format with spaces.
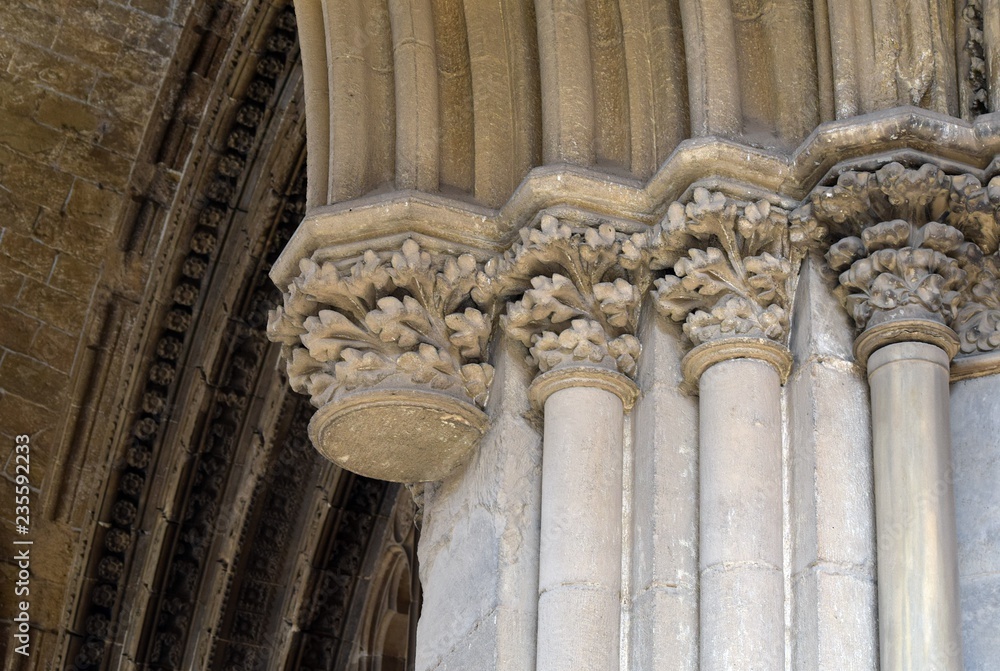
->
xmin=0 ymin=0 xmax=193 ymax=664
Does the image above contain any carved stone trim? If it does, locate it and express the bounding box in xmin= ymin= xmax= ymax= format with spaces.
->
xmin=528 ymin=366 xmax=640 ymax=412
xmin=951 ymin=348 xmax=1000 ymax=380
xmin=681 ymin=337 xmax=794 ymax=389
xmin=269 ymin=239 xmax=496 ymax=410
xmin=650 ymin=188 xmax=820 ymax=349
xmin=854 ymin=319 xmax=960 ymax=369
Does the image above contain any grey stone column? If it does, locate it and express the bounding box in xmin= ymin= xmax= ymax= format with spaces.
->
xmin=684 ymin=340 xmax=790 ymax=671
xmin=530 ymin=367 xmax=637 ymax=671
xmin=857 ymin=326 xmax=964 ymax=671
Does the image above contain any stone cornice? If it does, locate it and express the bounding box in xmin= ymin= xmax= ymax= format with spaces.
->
xmin=271 ymin=108 xmax=1000 ymax=288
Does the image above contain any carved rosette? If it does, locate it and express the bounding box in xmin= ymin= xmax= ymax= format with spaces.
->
xmin=267 ymin=239 xmax=496 ymax=481
xmin=791 ymin=162 xmax=1000 ymax=363
xmin=475 ymin=213 xmax=650 ymax=407
xmin=649 ymin=188 xmax=820 ymax=383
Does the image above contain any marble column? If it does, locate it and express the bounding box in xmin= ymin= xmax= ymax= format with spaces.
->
xmin=650 ymin=189 xmax=814 ymax=671
xmin=790 ymin=162 xmax=1000 ymax=671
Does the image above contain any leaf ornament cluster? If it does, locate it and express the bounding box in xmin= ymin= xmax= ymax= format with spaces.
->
xmin=648 ymin=188 xmax=812 ymax=346
xmin=792 ymin=163 xmax=1000 ymax=351
xmin=477 ymin=214 xmax=651 ymax=376
xmin=267 ymin=240 xmax=495 ymax=408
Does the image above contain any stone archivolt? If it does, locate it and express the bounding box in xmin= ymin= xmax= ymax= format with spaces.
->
xmin=792 ymin=162 xmax=1000 ymax=357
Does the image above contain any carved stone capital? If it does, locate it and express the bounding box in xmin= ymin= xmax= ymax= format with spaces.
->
xmin=477 ymin=213 xmax=653 ymax=378
xmin=267 ymin=239 xmax=496 ymax=481
xmin=649 ymin=188 xmax=820 ymax=349
xmin=791 ymin=162 xmax=1000 ymax=358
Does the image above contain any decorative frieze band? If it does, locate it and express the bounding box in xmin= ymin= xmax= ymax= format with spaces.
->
xmin=267 ymin=162 xmax=1000 ymax=479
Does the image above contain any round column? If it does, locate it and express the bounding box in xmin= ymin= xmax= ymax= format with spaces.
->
xmin=530 ymin=367 xmax=637 ymax=671
xmin=861 ymin=325 xmax=964 ymax=671
xmin=685 ymin=339 xmax=790 ymax=671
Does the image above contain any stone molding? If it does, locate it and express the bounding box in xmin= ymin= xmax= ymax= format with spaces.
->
xmin=528 ymin=366 xmax=640 ymax=412
xmin=681 ymin=337 xmax=794 ymax=388
xmin=791 ymin=162 xmax=1000 ymax=360
xmin=270 ymin=109 xmax=1000 ymax=289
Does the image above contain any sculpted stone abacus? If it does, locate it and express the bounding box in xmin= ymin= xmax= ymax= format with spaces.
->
xmin=268 ymin=239 xmax=496 ymax=481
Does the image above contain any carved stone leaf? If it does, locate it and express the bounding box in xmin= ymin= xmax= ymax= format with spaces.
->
xmin=333 ymin=349 xmax=397 ymax=394
xmin=267 ymin=305 xmax=306 ymax=345
xmin=528 ymin=319 xmax=613 ymax=372
xmin=593 ymin=278 xmax=640 ymax=329
xmin=301 ymin=310 xmax=379 ymax=363
xmin=744 ymin=253 xmax=790 ymax=303
xmin=460 ymin=363 xmax=495 ymax=406
xmin=445 ymin=308 xmax=491 ymax=359
xmin=674 ymin=247 xmax=740 ymax=297
xmin=396 ymin=343 xmax=459 ymax=390
xmin=653 ymin=275 xmax=712 ymax=323
xmin=365 ymin=296 xmax=437 ymax=349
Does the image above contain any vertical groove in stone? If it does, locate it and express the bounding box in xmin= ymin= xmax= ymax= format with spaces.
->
xmin=825 ymin=0 xmax=957 ymax=118
xmin=588 ymin=0 xmax=631 ymax=171
xmin=464 ymin=0 xmax=542 ymax=207
xmin=762 ymin=0 xmax=819 ymax=145
xmin=618 ymin=0 xmax=689 ymax=178
xmin=812 ymin=0 xmax=836 ymax=121
xmin=388 ymin=0 xmax=440 ymax=192
xmin=678 ymin=0 xmax=742 ymax=136
xmin=324 ymin=0 xmax=395 ymax=202
xmin=985 ymin=0 xmax=1000 ymax=111
xmin=295 ymin=0 xmax=331 ymax=207
xmin=536 ymin=0 xmax=597 ymax=165
xmin=434 ymin=0 xmax=475 ymax=195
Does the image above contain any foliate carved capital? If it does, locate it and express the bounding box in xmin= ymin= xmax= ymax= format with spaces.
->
xmin=476 ymin=213 xmax=653 ymax=378
xmin=649 ymin=188 xmax=821 ymax=347
xmin=791 ymin=162 xmax=1000 ymax=356
xmin=267 ymin=239 xmax=496 ymax=410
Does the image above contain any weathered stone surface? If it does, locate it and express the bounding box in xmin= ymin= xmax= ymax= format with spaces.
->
xmin=952 ymin=372 xmax=1000 ymax=668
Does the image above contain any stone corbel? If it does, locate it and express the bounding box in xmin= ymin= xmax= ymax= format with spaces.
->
xmin=267 ymin=239 xmax=497 ymax=482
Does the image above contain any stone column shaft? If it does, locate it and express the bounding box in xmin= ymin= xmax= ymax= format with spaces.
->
xmin=536 ymin=383 xmax=624 ymax=671
xmin=698 ymin=357 xmax=785 ymax=671
xmin=868 ymin=341 xmax=963 ymax=670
